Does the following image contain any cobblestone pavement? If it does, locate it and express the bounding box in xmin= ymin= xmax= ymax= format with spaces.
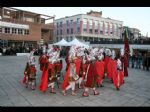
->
xmin=0 ymin=56 xmax=150 ymax=106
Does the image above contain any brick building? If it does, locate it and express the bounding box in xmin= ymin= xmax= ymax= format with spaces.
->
xmin=0 ymin=7 xmax=55 ymax=47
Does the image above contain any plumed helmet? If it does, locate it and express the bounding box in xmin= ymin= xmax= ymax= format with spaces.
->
xmin=105 ymin=49 xmax=111 ymax=56
xmin=117 ymin=59 xmax=122 ymax=70
xmin=111 ymin=50 xmax=116 ymax=59
xmin=98 ymin=53 xmax=104 ymax=61
xmin=105 ymin=49 xmax=109 ymax=56
xmin=99 ymin=48 xmax=104 ymax=53
xmin=120 ymin=48 xmax=124 ymax=56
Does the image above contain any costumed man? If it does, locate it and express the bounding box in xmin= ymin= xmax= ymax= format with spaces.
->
xmin=47 ymin=47 xmax=60 ymax=93
xmin=65 ymin=46 xmax=75 ymax=72
xmin=77 ymin=54 xmax=87 ymax=89
xmin=39 ymin=58 xmax=49 ymax=92
xmin=104 ymin=48 xmax=111 ymax=78
xmin=120 ymin=49 xmax=128 ymax=77
xmin=113 ymin=57 xmax=124 ymax=90
xmin=39 ymin=45 xmax=48 ymax=71
xmin=75 ymin=47 xmax=84 ymax=89
xmin=56 ymin=59 xmax=63 ymax=84
xmin=106 ymin=49 xmax=114 ymax=82
xmin=25 ymin=49 xmax=37 ymax=90
xmin=62 ymin=55 xmax=79 ymax=96
xmin=39 ymin=46 xmax=58 ymax=93
xmin=52 ymin=47 xmax=62 ymax=86
xmin=82 ymin=51 xmax=99 ymax=97
xmin=23 ymin=62 xmax=30 ymax=86
xmin=95 ymin=52 xmax=105 ymax=87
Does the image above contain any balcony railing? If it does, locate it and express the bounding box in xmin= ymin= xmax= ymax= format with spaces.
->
xmin=89 ymin=39 xmax=150 ymax=45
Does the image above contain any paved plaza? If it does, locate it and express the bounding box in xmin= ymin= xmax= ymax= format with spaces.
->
xmin=0 ymin=56 xmax=150 ymax=106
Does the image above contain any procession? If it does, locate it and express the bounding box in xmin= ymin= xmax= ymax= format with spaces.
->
xmin=1 ymin=7 xmax=150 ymax=106
xmin=22 ymin=41 xmax=128 ymax=97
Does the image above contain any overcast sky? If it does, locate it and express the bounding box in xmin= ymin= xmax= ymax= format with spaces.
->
xmin=14 ymin=7 xmax=150 ymax=36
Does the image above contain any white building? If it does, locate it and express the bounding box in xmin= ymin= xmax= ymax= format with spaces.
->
xmin=54 ymin=10 xmax=123 ymax=42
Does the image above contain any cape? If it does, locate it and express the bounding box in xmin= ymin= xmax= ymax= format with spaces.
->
xmin=62 ymin=65 xmax=70 ymax=90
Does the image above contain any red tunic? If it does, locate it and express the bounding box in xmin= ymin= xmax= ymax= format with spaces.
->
xmin=39 ymin=68 xmax=49 ymax=92
xmin=109 ymin=59 xmax=125 ymax=88
xmin=39 ymin=55 xmax=47 ymax=71
xmin=104 ymin=56 xmax=111 ymax=74
xmin=82 ymin=63 xmax=87 ymax=79
xmin=57 ymin=62 xmax=63 ymax=74
xmin=23 ymin=71 xmax=27 ymax=84
xmin=95 ymin=60 xmax=105 ymax=84
xmin=62 ymin=65 xmax=70 ymax=90
xmin=84 ymin=62 xmax=98 ymax=88
xmin=107 ymin=59 xmax=113 ymax=79
xmin=120 ymin=71 xmax=124 ymax=85
xmin=113 ymin=70 xmax=124 ymax=88
xmin=30 ymin=66 xmax=36 ymax=73
xmin=39 ymin=62 xmax=53 ymax=92
xmin=75 ymin=58 xmax=82 ymax=75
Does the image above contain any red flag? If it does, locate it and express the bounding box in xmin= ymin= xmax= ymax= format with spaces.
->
xmin=124 ymin=27 xmax=130 ymax=67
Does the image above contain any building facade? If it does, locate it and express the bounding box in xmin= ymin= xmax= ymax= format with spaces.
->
xmin=0 ymin=7 xmax=55 ymax=47
xmin=54 ymin=10 xmax=123 ymax=42
xmin=122 ymin=26 xmax=141 ymax=40
xmin=130 ymin=28 xmax=141 ymax=40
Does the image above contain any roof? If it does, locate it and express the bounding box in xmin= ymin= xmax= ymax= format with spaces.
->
xmin=3 ymin=7 xmax=55 ymax=18
xmin=55 ymin=13 xmax=123 ymax=23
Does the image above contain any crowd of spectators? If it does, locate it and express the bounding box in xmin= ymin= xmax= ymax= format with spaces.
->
xmin=0 ymin=45 xmax=42 ymax=56
xmin=129 ymin=51 xmax=150 ymax=71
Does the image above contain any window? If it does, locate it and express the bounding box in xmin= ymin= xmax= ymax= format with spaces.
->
xmin=95 ymin=29 xmax=98 ymax=34
xmin=77 ymin=18 xmax=80 ymax=24
xmin=83 ymin=18 xmax=87 ymax=33
xmin=94 ymin=38 xmax=98 ymax=41
xmin=76 ymin=18 xmax=80 ymax=33
xmin=24 ymin=29 xmax=29 ymax=35
xmin=100 ymin=21 xmax=103 ymax=34
xmin=114 ymin=24 xmax=118 ymax=36
xmin=71 ymin=28 xmax=73 ymax=34
xmin=95 ymin=20 xmax=99 ymax=34
xmin=24 ymin=17 xmax=34 ymax=22
xmin=56 ymin=37 xmax=59 ymax=42
xmin=18 ymin=29 xmax=23 ymax=34
xmin=89 ymin=29 xmax=93 ymax=34
xmin=110 ymin=23 xmax=113 ymax=35
xmin=57 ymin=22 xmax=59 ymax=28
xmin=60 ymin=29 xmax=62 ymax=35
xmin=113 ymin=24 xmax=116 ymax=35
xmin=83 ymin=28 xmax=87 ymax=32
xmin=70 ymin=36 xmax=73 ymax=41
xmin=83 ymin=18 xmax=87 ymax=24
xmin=4 ymin=27 xmax=10 ymax=34
xmin=118 ymin=24 xmax=122 ymax=37
xmin=12 ymin=28 xmax=17 ymax=34
xmin=60 ymin=22 xmax=62 ymax=27
xmin=83 ymin=37 xmax=87 ymax=41
xmin=89 ymin=19 xmax=93 ymax=34
xmin=57 ymin=30 xmax=59 ymax=35
xmin=66 ymin=37 xmax=68 ymax=41
xmin=0 ymin=27 xmax=2 ymax=33
xmin=67 ymin=29 xmax=69 ymax=34
xmin=70 ymin=20 xmax=73 ymax=24
xmin=66 ymin=20 xmax=69 ymax=26
xmin=77 ymin=27 xmax=80 ymax=33
xmin=105 ymin=22 xmax=108 ymax=35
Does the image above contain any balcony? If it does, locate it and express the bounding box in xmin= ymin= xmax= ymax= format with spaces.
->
xmin=90 ymin=39 xmax=150 ymax=45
